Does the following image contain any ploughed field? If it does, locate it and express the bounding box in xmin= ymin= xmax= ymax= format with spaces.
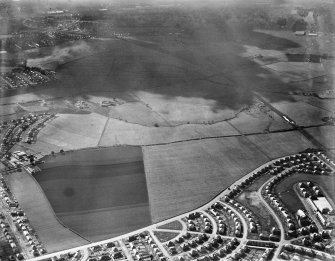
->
xmin=34 ymin=146 xmax=151 ymax=242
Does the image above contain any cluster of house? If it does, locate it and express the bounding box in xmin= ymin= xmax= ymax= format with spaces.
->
xmin=23 ymin=114 xmax=55 ymax=144
xmin=225 ymin=199 xmax=259 ymax=235
xmin=0 ymin=176 xmax=45 ymax=259
xmin=207 ymin=203 xmax=228 ymax=236
xmin=316 ymin=151 xmax=335 ymax=170
xmin=1 ymin=113 xmax=55 ymax=156
xmin=0 ymin=214 xmax=22 ymax=259
xmin=264 ymin=169 xmax=298 ymax=237
xmin=263 ymin=153 xmax=333 ymax=238
xmin=126 ymin=232 xmax=166 ymax=261
xmin=54 ymin=250 xmax=83 ymax=261
xmin=168 ymin=233 xmax=210 ymax=256
xmin=281 ymin=243 xmax=334 ymax=261
xmin=299 ymin=230 xmax=333 ymax=253
xmin=185 ymin=212 xmax=213 ymax=234
xmin=88 ymin=242 xmax=124 ymax=261
xmin=0 ymin=67 xmax=55 ymax=91
xmin=173 ymin=237 xmax=240 ymax=261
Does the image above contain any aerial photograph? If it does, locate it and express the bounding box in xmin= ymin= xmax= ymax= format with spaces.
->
xmin=0 ymin=0 xmax=334 ymax=260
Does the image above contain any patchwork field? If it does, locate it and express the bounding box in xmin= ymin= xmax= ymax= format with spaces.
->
xmin=99 ymin=118 xmax=240 ymax=147
xmin=4 ymin=170 xmax=89 ymax=253
xmin=28 ymin=112 xmax=108 ymax=153
xmin=33 ymin=146 xmax=151 ymax=242
xmin=2 ymin=2 xmax=335 ymax=255
xmin=142 ymin=136 xmax=271 ymax=223
xmin=246 ymin=131 xmax=317 ymax=159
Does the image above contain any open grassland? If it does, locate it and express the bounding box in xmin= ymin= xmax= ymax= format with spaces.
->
xmin=157 ymin=220 xmax=183 ymax=230
xmin=34 ymin=146 xmax=151 ymax=241
xmin=237 ymin=192 xmax=278 ymax=235
xmin=246 ymin=131 xmax=317 ymax=159
xmin=99 ymin=118 xmax=239 ymax=147
xmin=28 ymin=113 xmax=108 ymax=152
xmin=108 ymin=101 xmax=171 ymax=127
xmin=142 ymin=136 xmax=271 ymax=223
xmin=275 ymin=183 xmax=304 ymax=214
xmin=305 ymin=126 xmax=335 ymax=149
xmin=265 ymin=62 xmax=325 ymax=82
xmin=4 ymin=170 xmax=90 ymax=252
xmin=153 ymin=231 xmax=180 ymax=243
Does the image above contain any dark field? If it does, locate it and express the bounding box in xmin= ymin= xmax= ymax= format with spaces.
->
xmin=34 ymin=146 xmax=151 ymax=241
xmin=5 ymin=170 xmax=90 ymax=252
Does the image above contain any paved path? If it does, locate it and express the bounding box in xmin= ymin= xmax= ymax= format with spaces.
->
xmin=257 ymin=174 xmax=286 ymax=259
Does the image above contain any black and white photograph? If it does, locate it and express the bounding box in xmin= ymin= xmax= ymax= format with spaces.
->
xmin=0 ymin=0 xmax=334 ymax=260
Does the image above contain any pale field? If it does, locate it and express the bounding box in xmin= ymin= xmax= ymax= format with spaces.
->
xmin=18 ymin=103 xmax=49 ymax=113
xmin=293 ymin=95 xmax=335 ymax=113
xmin=142 ymin=136 xmax=271 ymax=223
xmin=271 ymin=100 xmax=332 ymax=127
xmin=0 ymin=93 xmax=43 ymax=105
xmin=99 ymin=118 xmax=240 ymax=146
xmin=305 ymin=126 xmax=335 ymax=149
xmin=29 ymin=113 xmax=108 ymax=152
xmin=0 ymin=104 xmax=20 ymax=116
xmin=265 ymin=62 xmax=325 ymax=82
xmin=108 ymin=101 xmax=171 ymax=127
xmin=246 ymin=131 xmax=317 ymax=159
xmin=4 ymin=170 xmax=89 ymax=252
xmin=133 ymin=88 xmax=242 ymax=125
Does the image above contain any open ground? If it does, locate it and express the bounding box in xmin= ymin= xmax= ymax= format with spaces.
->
xmin=1 ymin=0 xmax=334 ymax=253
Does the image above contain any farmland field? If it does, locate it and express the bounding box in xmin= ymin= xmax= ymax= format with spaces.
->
xmin=246 ymin=131 xmax=317 ymax=159
xmin=4 ymin=170 xmax=90 ymax=253
xmin=30 ymin=113 xmax=108 ymax=151
xmin=142 ymin=136 xmax=271 ymax=223
xmin=305 ymin=126 xmax=335 ymax=149
xmin=2 ymin=0 xmax=335 ymax=255
xmin=99 ymin=118 xmax=240 ymax=147
xmin=34 ymin=146 xmax=151 ymax=242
